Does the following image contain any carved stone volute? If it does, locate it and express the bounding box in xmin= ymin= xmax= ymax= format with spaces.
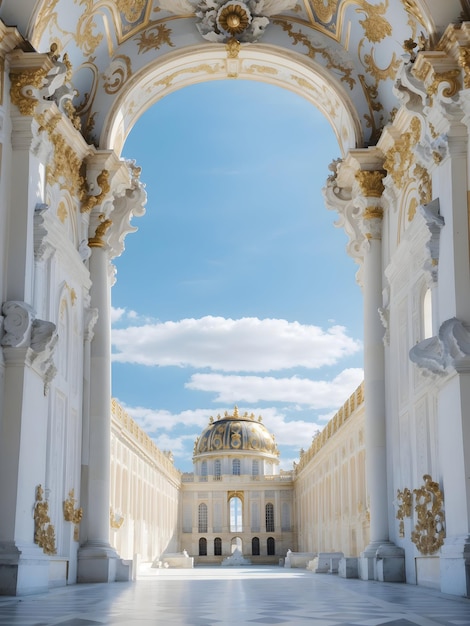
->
xmin=1 ymin=301 xmax=58 ymax=392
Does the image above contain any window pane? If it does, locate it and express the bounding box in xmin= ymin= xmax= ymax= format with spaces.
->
xmin=198 ymin=503 xmax=208 ymax=533
xmin=266 ymin=502 xmax=274 ymax=532
xmin=230 ymin=496 xmax=243 ymax=532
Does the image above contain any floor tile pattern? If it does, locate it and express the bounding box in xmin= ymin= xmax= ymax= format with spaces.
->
xmin=0 ymin=565 xmax=468 ymax=625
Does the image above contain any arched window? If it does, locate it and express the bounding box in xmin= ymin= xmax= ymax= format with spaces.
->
xmin=214 ymin=459 xmax=221 ymax=480
xmin=199 ymin=537 xmax=207 ymax=556
xmin=230 ymin=496 xmax=243 ymax=532
xmin=201 ymin=460 xmax=207 ymax=481
xmin=232 ymin=459 xmax=240 ymax=475
xmin=252 ymin=537 xmax=260 ymax=556
xmin=198 ymin=503 xmax=208 ymax=533
xmin=214 ymin=537 xmax=222 ymax=556
xmin=265 ymin=502 xmax=275 ymax=532
xmin=267 ymin=537 xmax=275 ymax=556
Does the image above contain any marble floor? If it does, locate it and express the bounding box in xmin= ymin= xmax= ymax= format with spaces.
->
xmin=0 ymin=565 xmax=469 ymax=626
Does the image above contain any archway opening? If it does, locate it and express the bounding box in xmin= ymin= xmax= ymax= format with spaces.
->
xmin=111 ymin=79 xmax=364 ymax=473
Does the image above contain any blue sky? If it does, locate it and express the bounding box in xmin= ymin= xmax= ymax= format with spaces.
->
xmin=111 ymin=79 xmax=364 ymax=473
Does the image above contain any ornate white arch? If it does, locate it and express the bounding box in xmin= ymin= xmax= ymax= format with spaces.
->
xmin=101 ymin=43 xmax=363 ymax=156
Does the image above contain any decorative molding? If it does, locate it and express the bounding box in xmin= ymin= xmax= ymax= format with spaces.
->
xmin=162 ymin=0 xmax=297 ymax=43
xmin=411 ymin=474 xmax=445 ymax=555
xmin=419 ymin=198 xmax=444 ymax=283
xmin=1 ymin=301 xmax=34 ymax=348
xmin=84 ymin=308 xmax=99 ymax=343
xmin=34 ymin=485 xmax=57 ymax=555
xmin=323 ymin=159 xmax=365 ymax=279
xmin=106 ymin=160 xmax=147 ymax=259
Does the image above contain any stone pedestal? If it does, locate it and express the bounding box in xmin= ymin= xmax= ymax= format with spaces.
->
xmin=439 ymin=536 xmax=470 ymax=597
xmin=0 ymin=543 xmax=49 ymax=596
xmin=376 ymin=543 xmax=405 ymax=583
xmin=338 ymin=557 xmax=358 ymax=579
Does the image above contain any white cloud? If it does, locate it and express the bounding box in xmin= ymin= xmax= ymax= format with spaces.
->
xmin=185 ymin=368 xmax=363 ymax=407
xmin=111 ymin=316 xmax=361 ymax=372
xmin=116 ymin=401 xmax=209 ymax=433
xmin=111 ymin=306 xmax=126 ymax=324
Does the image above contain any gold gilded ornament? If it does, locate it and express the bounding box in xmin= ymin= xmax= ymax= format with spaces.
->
xmin=34 ymin=485 xmax=57 ymax=555
xmin=81 ymin=170 xmax=110 ymax=214
xmin=219 ymin=4 xmax=250 ymax=35
xmin=411 ymin=474 xmax=445 ymax=555
xmin=355 ymin=170 xmax=386 ymax=198
xmin=10 ymin=67 xmax=48 ymax=117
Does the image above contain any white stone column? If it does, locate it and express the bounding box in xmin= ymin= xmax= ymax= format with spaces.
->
xmin=78 ymin=157 xmax=146 ymax=583
xmin=80 ymin=244 xmax=115 ymax=538
xmin=355 ymin=170 xmax=404 ymax=582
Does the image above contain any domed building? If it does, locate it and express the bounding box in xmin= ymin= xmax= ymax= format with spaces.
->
xmin=180 ymin=407 xmax=295 ymax=563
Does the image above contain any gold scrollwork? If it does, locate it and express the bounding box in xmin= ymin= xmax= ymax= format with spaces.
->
xmin=75 ymin=0 xmax=103 ymax=57
xmin=117 ymin=0 xmax=147 ymax=24
xmin=63 ymin=488 xmax=83 ymax=542
xmin=355 ymin=0 xmax=392 ymax=44
xmin=427 ymin=70 xmax=461 ymax=99
xmin=103 ymin=55 xmax=133 ymax=95
xmin=384 ymin=117 xmax=421 ymax=191
xmin=274 ymin=20 xmax=355 ymax=89
xmin=10 ymin=67 xmax=48 ymax=117
xmin=310 ymin=0 xmax=338 ymax=24
xmin=458 ymin=47 xmax=470 ymax=90
xmin=81 ymin=170 xmax=110 ymax=214
xmin=137 ymin=22 xmax=174 ymax=54
xmin=396 ymin=487 xmax=412 ymax=538
xmin=34 ymin=485 xmax=57 ymax=555
xmin=411 ymin=474 xmax=445 ymax=555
